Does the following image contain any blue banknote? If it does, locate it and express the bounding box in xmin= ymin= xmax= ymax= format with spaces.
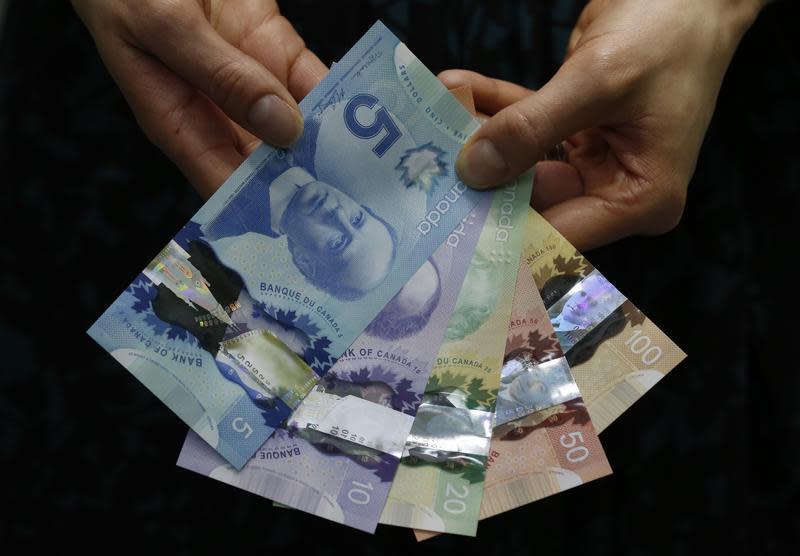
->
xmin=88 ymin=22 xmax=486 ymax=469
xmin=177 ymin=196 xmax=491 ymax=532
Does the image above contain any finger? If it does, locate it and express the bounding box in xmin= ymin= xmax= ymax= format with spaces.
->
xmin=566 ymin=26 xmax=583 ymax=57
xmin=531 ymin=161 xmax=584 ymax=212
xmin=447 ymin=84 xmax=477 ymax=116
xmin=541 ymin=196 xmax=638 ymax=252
xmin=132 ymin=4 xmax=303 ymax=148
xmin=455 ymin=53 xmax=619 ymax=189
xmin=231 ymin=12 xmax=328 ymax=100
xmin=438 ymin=70 xmax=533 ymax=115
xmin=97 ymin=34 xmax=246 ymax=197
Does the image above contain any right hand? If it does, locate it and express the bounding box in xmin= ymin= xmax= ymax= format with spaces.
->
xmin=447 ymin=0 xmax=763 ymax=251
xmin=72 ymin=0 xmax=327 ymax=198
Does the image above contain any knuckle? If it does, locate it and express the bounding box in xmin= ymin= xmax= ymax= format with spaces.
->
xmin=145 ymin=0 xmax=189 ymax=22
xmin=503 ymin=103 xmax=556 ymax=162
xmin=207 ymin=58 xmax=250 ymax=110
xmin=135 ymin=0 xmax=198 ymax=42
xmin=579 ymin=45 xmax=644 ymax=101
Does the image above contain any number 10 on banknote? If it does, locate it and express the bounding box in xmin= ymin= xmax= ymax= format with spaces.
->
xmin=88 ymin=22 xmax=489 ymax=469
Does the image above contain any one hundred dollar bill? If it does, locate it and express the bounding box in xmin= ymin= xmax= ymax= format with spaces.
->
xmin=446 ymin=85 xmax=685 ymax=434
xmin=523 ymin=209 xmax=686 ymax=433
xmin=379 ymin=172 xmax=533 ymax=536
xmin=88 ymin=21 xmax=488 ymax=469
xmin=415 ymin=207 xmax=685 ymax=540
xmin=176 ymin=196 xmax=493 ymax=533
xmin=414 ymin=243 xmax=611 ymax=541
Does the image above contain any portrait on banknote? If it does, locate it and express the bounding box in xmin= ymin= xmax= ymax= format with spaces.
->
xmin=144 ymin=238 xmax=318 ymax=421
xmin=539 ymin=273 xmax=626 ymax=366
xmin=365 ymin=260 xmax=442 ymax=340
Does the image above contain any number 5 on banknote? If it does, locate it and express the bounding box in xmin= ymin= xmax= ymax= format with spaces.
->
xmin=89 ymin=21 xmax=488 ymax=469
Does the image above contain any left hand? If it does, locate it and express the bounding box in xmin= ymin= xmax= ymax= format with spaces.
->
xmin=444 ymin=0 xmax=763 ymax=250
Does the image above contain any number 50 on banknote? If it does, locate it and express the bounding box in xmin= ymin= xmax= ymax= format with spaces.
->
xmin=88 ymin=22 xmax=490 ymax=469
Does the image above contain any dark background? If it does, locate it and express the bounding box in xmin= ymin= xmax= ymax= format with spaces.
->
xmin=1 ymin=1 xmax=798 ymax=554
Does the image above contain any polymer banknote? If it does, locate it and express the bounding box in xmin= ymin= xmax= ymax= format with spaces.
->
xmin=414 ymin=248 xmax=611 ymax=541
xmin=522 ymin=209 xmax=686 ymax=433
xmin=417 ymin=207 xmax=685 ymax=540
xmin=379 ymin=172 xmax=533 ymax=536
xmin=446 ymin=85 xmax=684 ymax=433
xmin=176 ymin=196 xmax=492 ymax=533
xmin=478 ymin=262 xmax=611 ymax=521
xmin=88 ymin=22 xmax=488 ymax=469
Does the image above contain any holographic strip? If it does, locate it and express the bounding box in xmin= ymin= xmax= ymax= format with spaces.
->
xmin=403 ymin=403 xmax=493 ymax=460
xmin=219 ymin=329 xmax=318 ymax=408
xmin=289 ymin=385 xmax=414 ymax=458
xmin=495 ymin=356 xmax=580 ymax=426
xmin=546 ymin=269 xmax=627 ymax=352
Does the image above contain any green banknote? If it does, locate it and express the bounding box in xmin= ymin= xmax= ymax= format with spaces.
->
xmin=414 ymin=222 xmax=612 ymax=542
xmin=378 ymin=173 xmax=532 ymax=536
xmin=444 ymin=90 xmax=682 ymax=430
xmin=414 ymin=207 xmax=684 ymax=541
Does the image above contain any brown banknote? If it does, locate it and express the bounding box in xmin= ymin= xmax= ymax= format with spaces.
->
xmin=414 ymin=219 xmax=613 ymax=541
xmin=414 ymin=88 xmax=685 ymax=541
xmin=523 ymin=209 xmax=686 ymax=433
xmin=479 ymin=254 xmax=612 ymax=520
xmin=449 ymin=84 xmax=685 ymax=434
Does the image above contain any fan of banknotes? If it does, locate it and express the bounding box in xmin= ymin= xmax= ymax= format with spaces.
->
xmin=88 ymin=22 xmax=685 ymax=539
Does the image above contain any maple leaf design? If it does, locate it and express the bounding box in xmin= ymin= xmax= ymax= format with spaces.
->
xmin=527 ymin=329 xmax=561 ymax=359
xmin=426 ymin=370 xmax=469 ymax=394
xmin=371 ymin=455 xmax=400 ymax=483
xmin=304 ymin=336 xmax=333 ymax=375
xmin=128 ymin=278 xmax=155 ymax=314
xmin=274 ymin=308 xmax=297 ymax=324
xmin=165 ymin=326 xmax=189 ymax=342
xmin=532 ymin=263 xmax=554 ymax=289
xmin=466 ymin=377 xmax=494 ymax=408
xmin=562 ymin=399 xmax=591 ymax=426
xmin=283 ymin=423 xmax=300 ymax=439
xmin=623 ymin=302 xmax=646 ymax=327
xmin=368 ymin=365 xmax=399 ymax=386
xmin=553 ymin=254 xmax=587 ymax=277
xmin=392 ymin=378 xmax=421 ymax=414
xmin=395 ymin=142 xmax=447 ymax=193
xmin=505 ymin=333 xmax=527 ymax=354
xmin=347 ymin=367 xmax=372 ymax=384
xmin=457 ymin=463 xmax=486 ymax=485
xmin=141 ymin=312 xmax=195 ymax=346
xmin=293 ymin=313 xmax=321 ymax=337
xmin=142 ymin=312 xmax=169 ymax=335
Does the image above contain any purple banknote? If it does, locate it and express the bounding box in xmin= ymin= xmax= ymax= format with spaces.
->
xmin=177 ymin=196 xmax=492 ymax=532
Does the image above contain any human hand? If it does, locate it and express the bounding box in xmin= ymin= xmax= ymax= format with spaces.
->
xmin=72 ymin=0 xmax=327 ymax=198
xmin=445 ymin=0 xmax=763 ymax=250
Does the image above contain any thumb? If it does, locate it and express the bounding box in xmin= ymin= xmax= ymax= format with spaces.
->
xmin=137 ymin=7 xmax=304 ymax=148
xmin=456 ymin=55 xmax=613 ymax=188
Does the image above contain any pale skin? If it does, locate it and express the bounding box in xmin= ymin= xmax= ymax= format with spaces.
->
xmin=73 ymin=0 xmax=764 ymax=250
xmin=448 ymin=0 xmax=765 ymax=250
xmin=71 ymin=0 xmax=327 ymax=199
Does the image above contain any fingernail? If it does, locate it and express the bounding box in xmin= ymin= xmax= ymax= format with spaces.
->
xmin=456 ymin=138 xmax=509 ymax=188
xmin=247 ymin=95 xmax=303 ymax=147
